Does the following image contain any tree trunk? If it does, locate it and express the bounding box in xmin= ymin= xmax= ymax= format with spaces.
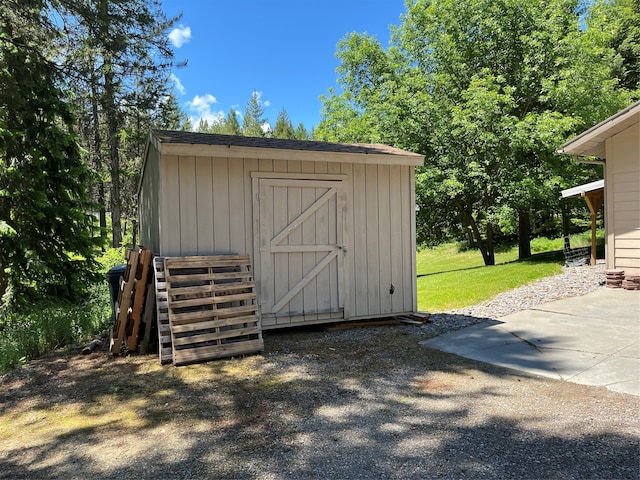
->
xmin=97 ymin=0 xmax=122 ymax=248
xmin=484 ymin=221 xmax=495 ymax=266
xmin=104 ymin=63 xmax=122 ymax=248
xmin=90 ymin=82 xmax=107 ymax=247
xmin=518 ymin=208 xmax=532 ymax=259
xmin=454 ymin=200 xmax=495 ymax=266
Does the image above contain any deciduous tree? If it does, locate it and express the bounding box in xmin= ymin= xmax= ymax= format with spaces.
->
xmin=318 ymin=0 xmax=632 ymax=263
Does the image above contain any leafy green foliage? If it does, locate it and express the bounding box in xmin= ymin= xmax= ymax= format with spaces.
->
xmin=318 ymin=0 xmax=632 ymax=264
xmin=0 ymin=246 xmax=126 ymax=373
xmin=0 ymin=284 xmax=111 ymax=373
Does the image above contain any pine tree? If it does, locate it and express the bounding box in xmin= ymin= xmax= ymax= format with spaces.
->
xmin=224 ymin=109 xmax=242 ymax=135
xmin=156 ymin=92 xmax=189 ymax=130
xmin=294 ymin=122 xmax=310 ymax=140
xmin=273 ymin=109 xmax=296 ymax=139
xmin=242 ymin=91 xmax=267 ymax=137
xmin=0 ymin=0 xmax=100 ymax=305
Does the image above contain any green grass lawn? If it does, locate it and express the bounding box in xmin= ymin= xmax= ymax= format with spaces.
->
xmin=416 ymin=236 xmax=585 ymax=312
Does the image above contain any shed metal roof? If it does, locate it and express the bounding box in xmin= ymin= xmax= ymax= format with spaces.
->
xmin=152 ymin=129 xmax=424 ymax=165
xmin=560 ymin=179 xmax=604 ymax=198
xmin=558 ymin=101 xmax=640 ymax=158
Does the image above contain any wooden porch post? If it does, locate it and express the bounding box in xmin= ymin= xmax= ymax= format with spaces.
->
xmin=583 ymin=191 xmax=604 ymax=265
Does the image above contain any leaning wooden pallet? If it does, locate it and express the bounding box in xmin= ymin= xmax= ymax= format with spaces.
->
xmin=164 ymin=254 xmax=263 ymax=366
xmin=110 ymin=249 xmax=139 ymax=355
xmin=125 ymin=248 xmax=153 ymax=351
xmin=153 ymin=256 xmax=173 ymax=364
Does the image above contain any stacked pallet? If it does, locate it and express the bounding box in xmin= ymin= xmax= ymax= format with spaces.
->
xmin=110 ymin=247 xmax=154 ymax=355
xmin=164 ymin=254 xmax=263 ymax=366
xmin=604 ymin=269 xmax=625 ymax=288
xmin=152 ymin=256 xmax=173 ymax=364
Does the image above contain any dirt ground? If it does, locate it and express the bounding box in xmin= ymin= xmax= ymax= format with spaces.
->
xmin=1 ymin=324 xmax=638 ymax=479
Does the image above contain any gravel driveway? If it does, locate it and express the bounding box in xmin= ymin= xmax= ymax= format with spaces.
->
xmin=1 ymin=320 xmax=638 ymax=480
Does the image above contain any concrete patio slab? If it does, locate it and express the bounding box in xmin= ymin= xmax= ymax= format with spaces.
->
xmin=421 ymin=288 xmax=640 ymax=396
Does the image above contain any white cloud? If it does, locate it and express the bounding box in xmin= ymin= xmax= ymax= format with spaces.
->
xmin=169 ymin=25 xmax=191 ymax=48
xmin=188 ymin=94 xmax=217 ymax=113
xmin=187 ymin=93 xmax=224 ymax=127
xmin=170 ymin=73 xmax=186 ymax=95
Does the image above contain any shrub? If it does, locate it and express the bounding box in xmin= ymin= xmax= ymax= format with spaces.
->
xmin=0 ymin=283 xmax=111 ymax=373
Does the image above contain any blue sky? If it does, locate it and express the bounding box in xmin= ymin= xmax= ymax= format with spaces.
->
xmin=161 ymin=0 xmax=407 ymax=131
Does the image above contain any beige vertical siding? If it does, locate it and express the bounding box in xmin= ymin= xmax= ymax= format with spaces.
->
xmin=138 ymin=143 xmax=160 ymax=253
xmin=346 ymin=163 xmax=416 ymax=319
xmin=152 ymin=151 xmax=417 ymax=326
xmin=606 ymin=124 xmax=640 ymax=274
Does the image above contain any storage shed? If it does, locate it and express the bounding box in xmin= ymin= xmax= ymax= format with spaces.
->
xmin=138 ymin=130 xmax=424 ymax=329
xmin=558 ymin=101 xmax=640 ymax=275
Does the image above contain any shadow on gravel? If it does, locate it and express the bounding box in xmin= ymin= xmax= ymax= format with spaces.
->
xmin=1 ymin=326 xmax=638 ymax=479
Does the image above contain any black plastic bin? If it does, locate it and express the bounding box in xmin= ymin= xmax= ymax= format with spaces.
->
xmin=106 ymin=264 xmax=127 ymax=310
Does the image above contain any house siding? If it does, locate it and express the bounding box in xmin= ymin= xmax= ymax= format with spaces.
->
xmin=606 ymin=123 xmax=640 ymax=274
xmin=138 ymin=142 xmax=160 ymax=254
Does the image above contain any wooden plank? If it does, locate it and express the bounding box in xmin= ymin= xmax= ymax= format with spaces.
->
xmin=171 ymin=315 xmax=259 ymax=334
xmin=352 ymin=163 xmax=368 ymax=316
xmin=228 ymin=158 xmax=246 ymax=253
xmin=378 ymin=164 xmax=392 ymax=314
xmin=173 ymin=339 xmax=264 ymax=366
xmin=179 ymin=156 xmax=198 ymax=255
xmin=302 ymin=184 xmax=318 ymax=317
xmin=287 ymin=183 xmax=304 ymax=315
xmin=315 ymin=185 xmax=332 ymax=314
xmin=162 ymin=156 xmax=181 ymax=255
xmin=258 ymin=181 xmax=274 ymax=312
xmin=213 ymin=157 xmax=231 ymax=251
xmin=195 ymin=156 xmax=214 ymax=254
xmin=170 ymin=304 xmax=258 ymax=323
xmin=167 ymin=281 xmax=255 ymax=296
xmin=166 ymin=271 xmax=253 ymax=283
xmin=365 ymin=164 xmax=381 ymax=314
xmin=273 ymin=184 xmax=290 ymax=316
xmin=173 ymin=326 xmax=261 ymax=346
xmin=389 ymin=165 xmax=403 ymax=313
xmin=168 ymin=292 xmax=257 ymax=309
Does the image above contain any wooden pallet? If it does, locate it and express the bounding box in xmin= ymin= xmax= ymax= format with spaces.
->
xmin=164 ymin=254 xmax=263 ymax=366
xmin=110 ymin=249 xmax=139 ymax=355
xmin=126 ymin=248 xmax=153 ymax=351
xmin=153 ymin=256 xmax=173 ymax=364
xmin=110 ymin=247 xmax=154 ymax=355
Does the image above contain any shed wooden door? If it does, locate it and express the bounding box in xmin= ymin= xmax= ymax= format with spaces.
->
xmin=256 ymin=178 xmax=345 ymax=319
